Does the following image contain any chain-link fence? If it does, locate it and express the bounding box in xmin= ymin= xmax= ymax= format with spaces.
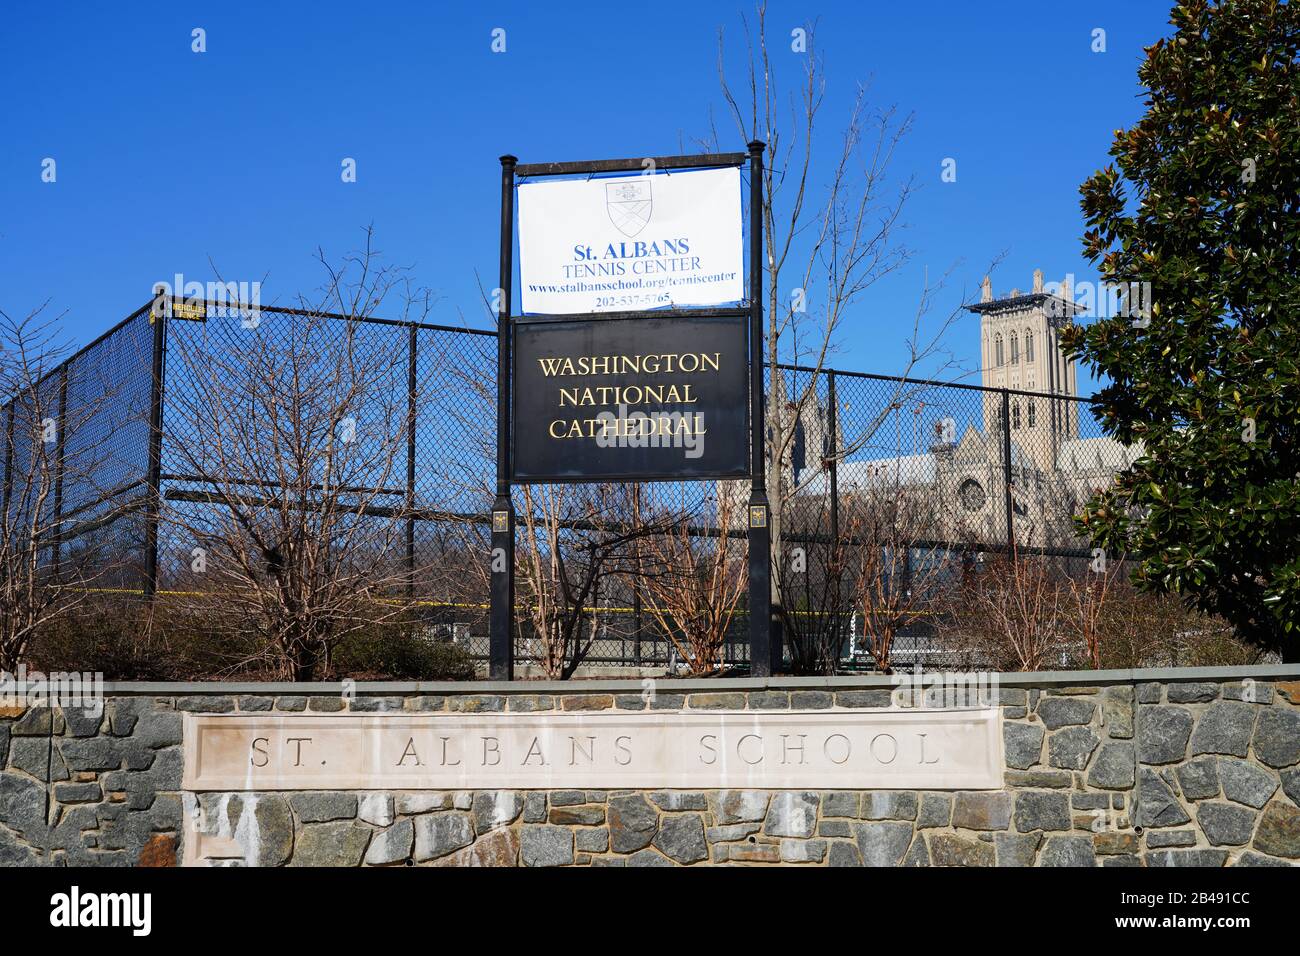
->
xmin=0 ymin=302 xmax=157 ymax=606
xmin=14 ymin=299 xmax=1142 ymax=673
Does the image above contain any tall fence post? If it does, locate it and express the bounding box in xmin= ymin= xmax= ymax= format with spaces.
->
xmin=632 ymin=587 xmax=642 ymax=667
xmin=746 ymin=140 xmax=774 ymax=676
xmin=827 ymin=370 xmax=842 ymax=655
xmin=143 ymin=298 xmax=167 ymax=600
xmin=406 ymin=324 xmax=418 ymax=601
xmin=489 ymin=154 xmax=518 ymax=681
xmin=1001 ymin=387 xmax=1014 ymax=554
xmin=1047 ymin=321 xmax=1059 ymax=464
xmin=51 ymin=365 xmax=69 ymax=579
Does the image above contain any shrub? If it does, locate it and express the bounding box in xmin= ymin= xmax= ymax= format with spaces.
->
xmin=26 ymin=601 xmax=270 ymax=680
xmin=28 ymin=604 xmax=174 ymax=680
xmin=330 ymin=624 xmax=477 ymax=680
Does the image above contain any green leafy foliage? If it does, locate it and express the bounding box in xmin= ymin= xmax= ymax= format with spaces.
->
xmin=1061 ymin=0 xmax=1300 ymax=655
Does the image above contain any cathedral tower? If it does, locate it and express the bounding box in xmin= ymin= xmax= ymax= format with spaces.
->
xmin=967 ymin=269 xmax=1081 ymax=472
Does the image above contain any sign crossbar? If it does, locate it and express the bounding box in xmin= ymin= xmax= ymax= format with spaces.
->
xmin=516 ymin=152 xmax=747 ymax=178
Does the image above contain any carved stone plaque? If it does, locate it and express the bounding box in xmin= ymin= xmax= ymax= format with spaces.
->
xmin=183 ymin=709 xmax=1004 ymax=791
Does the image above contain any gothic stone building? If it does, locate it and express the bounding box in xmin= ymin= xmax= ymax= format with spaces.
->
xmin=732 ymin=270 xmax=1140 ymax=553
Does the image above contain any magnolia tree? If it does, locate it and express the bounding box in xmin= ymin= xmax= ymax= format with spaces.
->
xmin=1060 ymin=0 xmax=1300 ymax=660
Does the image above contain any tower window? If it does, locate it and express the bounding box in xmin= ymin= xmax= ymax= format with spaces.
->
xmin=1025 ymin=330 xmax=1034 ymax=362
xmin=1010 ymin=332 xmax=1019 ymax=364
xmin=1028 ymin=400 xmax=1036 ymax=427
xmin=1011 ymin=401 xmax=1021 ymax=430
xmin=994 ymin=334 xmax=1004 ymax=367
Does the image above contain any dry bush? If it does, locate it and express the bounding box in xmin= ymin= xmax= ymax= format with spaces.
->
xmin=1089 ymin=584 xmax=1263 ymax=669
xmin=513 ymin=483 xmax=676 ymax=679
xmin=843 ymin=482 xmax=952 ymax=673
xmin=27 ymin=598 xmax=256 ymax=680
xmin=161 ymin=232 xmax=434 ymax=680
xmin=935 ymin=552 xmax=1265 ymax=671
xmin=776 ymin=493 xmax=854 ymax=675
xmin=939 ymin=551 xmax=1071 ymax=671
xmin=633 ymin=485 xmax=745 ymax=675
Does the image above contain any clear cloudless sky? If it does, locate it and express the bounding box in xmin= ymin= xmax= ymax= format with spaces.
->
xmin=0 ymin=1 xmax=1177 ymax=391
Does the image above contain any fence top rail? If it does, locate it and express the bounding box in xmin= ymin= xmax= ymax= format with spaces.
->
xmin=161 ymin=299 xmax=498 ymax=338
xmin=775 ymin=362 xmax=1098 ymax=404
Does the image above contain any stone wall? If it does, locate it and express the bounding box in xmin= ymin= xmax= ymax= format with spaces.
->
xmin=2 ymin=667 xmax=1298 ymax=866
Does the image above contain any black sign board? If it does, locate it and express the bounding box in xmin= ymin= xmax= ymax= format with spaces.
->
xmin=511 ymin=313 xmax=750 ymax=482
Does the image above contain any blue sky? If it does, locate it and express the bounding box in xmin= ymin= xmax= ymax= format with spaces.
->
xmin=0 ymin=1 xmax=1175 ymax=390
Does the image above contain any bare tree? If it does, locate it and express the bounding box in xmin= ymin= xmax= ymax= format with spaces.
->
xmin=843 ymin=475 xmax=953 ymax=673
xmin=1064 ymin=556 xmax=1122 ymax=670
xmin=161 ymin=230 xmax=435 ymax=680
xmin=775 ymin=490 xmax=853 ymax=675
xmin=707 ymin=4 xmax=977 ymax=612
xmin=513 ymin=482 xmax=674 ymax=680
xmin=0 ymin=307 xmax=119 ymax=668
xmin=632 ymin=484 xmax=746 ymax=675
xmin=945 ymin=547 xmax=1069 ymax=672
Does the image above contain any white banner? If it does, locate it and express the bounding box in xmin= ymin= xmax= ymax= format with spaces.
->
xmin=517 ymin=166 xmax=743 ymax=315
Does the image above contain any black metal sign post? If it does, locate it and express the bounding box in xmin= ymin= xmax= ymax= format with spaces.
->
xmin=744 ymin=140 xmax=773 ymax=676
xmin=489 ymin=154 xmax=518 ymax=681
xmin=490 ymin=146 xmax=771 ymax=679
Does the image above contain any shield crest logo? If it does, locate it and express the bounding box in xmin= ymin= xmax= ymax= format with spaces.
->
xmin=606 ymin=179 xmax=653 ymax=237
